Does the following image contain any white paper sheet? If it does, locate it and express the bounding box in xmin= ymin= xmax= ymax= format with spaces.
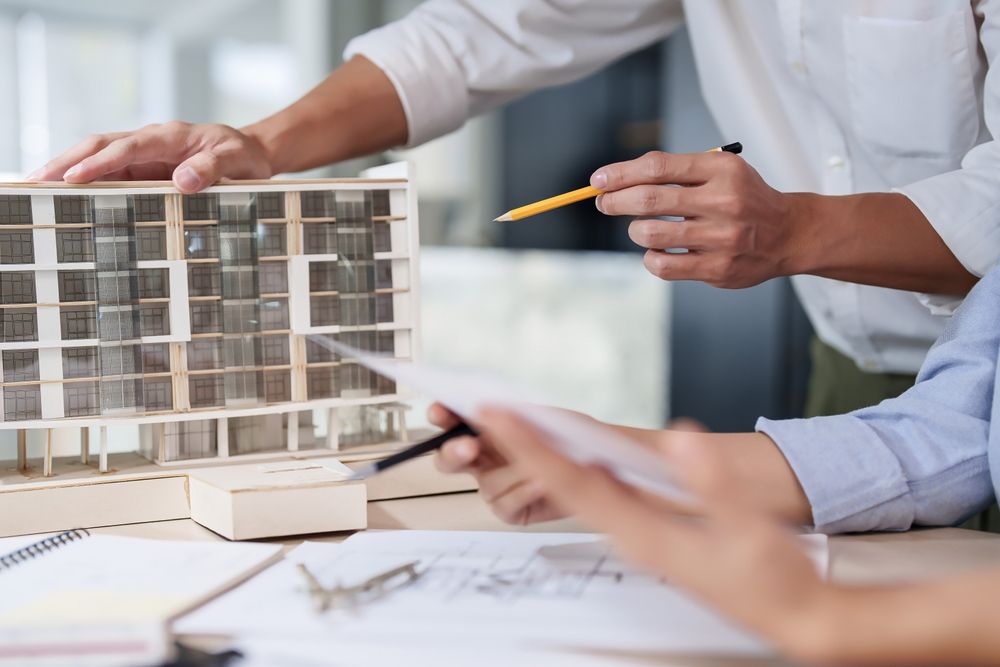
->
xmin=0 ymin=535 xmax=282 ymax=625
xmin=179 ymin=530 xmax=829 ymax=658
xmin=308 ymin=336 xmax=689 ymax=502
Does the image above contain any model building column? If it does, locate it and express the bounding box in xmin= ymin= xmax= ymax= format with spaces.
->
xmin=31 ymin=195 xmax=65 ymax=422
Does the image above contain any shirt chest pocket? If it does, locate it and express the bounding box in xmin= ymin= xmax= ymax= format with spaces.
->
xmin=843 ymin=11 xmax=979 ymax=162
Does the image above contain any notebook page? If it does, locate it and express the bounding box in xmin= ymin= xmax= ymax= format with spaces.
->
xmin=0 ymin=535 xmax=282 ymax=626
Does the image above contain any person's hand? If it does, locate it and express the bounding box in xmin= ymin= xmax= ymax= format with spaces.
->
xmin=476 ymin=407 xmax=840 ymax=663
xmin=429 ymin=403 xmax=569 ymax=526
xmin=590 ymin=150 xmax=798 ymax=288
xmin=27 ymin=122 xmax=273 ymax=193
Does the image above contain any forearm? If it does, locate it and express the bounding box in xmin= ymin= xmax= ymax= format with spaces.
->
xmin=786 ymin=192 xmax=978 ymax=295
xmin=785 ymin=569 xmax=1000 ymax=665
xmin=655 ymin=431 xmax=812 ymax=524
xmin=242 ymin=56 xmax=407 ymax=174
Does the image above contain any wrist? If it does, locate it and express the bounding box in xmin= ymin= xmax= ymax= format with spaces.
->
xmin=777 ymin=192 xmax=828 ymax=277
xmin=241 ymin=120 xmax=285 ymax=176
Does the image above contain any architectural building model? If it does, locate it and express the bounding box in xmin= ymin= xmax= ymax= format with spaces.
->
xmin=0 ymin=163 xmax=472 ymax=539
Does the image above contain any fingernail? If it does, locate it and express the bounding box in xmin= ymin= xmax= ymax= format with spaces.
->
xmin=63 ymin=164 xmax=81 ymax=180
xmin=174 ymin=166 xmax=200 ymax=191
xmin=25 ymin=168 xmax=43 ymax=181
xmin=595 ymin=195 xmax=605 ymax=214
xmin=591 ymin=170 xmax=608 ymax=190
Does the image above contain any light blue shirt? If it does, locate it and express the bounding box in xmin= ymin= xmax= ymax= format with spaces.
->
xmin=757 ymin=266 xmax=1000 ymax=533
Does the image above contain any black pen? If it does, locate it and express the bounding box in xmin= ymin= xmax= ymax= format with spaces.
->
xmin=352 ymin=422 xmax=478 ymax=479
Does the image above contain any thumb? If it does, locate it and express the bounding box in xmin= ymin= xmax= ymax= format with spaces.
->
xmin=173 ymin=152 xmax=219 ymax=193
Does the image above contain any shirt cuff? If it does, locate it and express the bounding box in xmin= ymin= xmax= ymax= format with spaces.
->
xmin=915 ymin=292 xmax=964 ymax=316
xmin=895 ymin=178 xmax=1000 ymax=278
xmin=755 ymin=416 xmax=915 ymax=533
xmin=344 ymin=22 xmax=470 ymax=147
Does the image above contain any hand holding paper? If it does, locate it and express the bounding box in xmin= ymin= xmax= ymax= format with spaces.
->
xmin=309 ymin=336 xmax=690 ymax=503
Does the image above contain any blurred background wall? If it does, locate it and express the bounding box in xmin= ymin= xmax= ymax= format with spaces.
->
xmin=0 ymin=0 xmax=812 ymax=435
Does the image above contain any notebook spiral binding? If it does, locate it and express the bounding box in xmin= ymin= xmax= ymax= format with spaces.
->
xmin=0 ymin=528 xmax=90 ymax=572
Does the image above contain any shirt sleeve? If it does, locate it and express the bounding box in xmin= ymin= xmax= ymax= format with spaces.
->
xmin=343 ymin=0 xmax=683 ymax=147
xmin=756 ymin=266 xmax=1000 ymax=534
xmin=895 ymin=1 xmax=1000 ymax=285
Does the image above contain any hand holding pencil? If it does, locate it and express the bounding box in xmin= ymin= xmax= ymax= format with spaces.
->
xmin=494 ymin=142 xmax=742 ymax=222
xmin=494 ymin=143 xmax=805 ymax=291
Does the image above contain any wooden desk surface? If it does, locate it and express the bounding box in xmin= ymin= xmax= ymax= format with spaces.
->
xmin=92 ymin=492 xmax=1000 ymax=666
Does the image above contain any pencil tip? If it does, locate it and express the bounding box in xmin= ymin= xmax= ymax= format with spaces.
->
xmin=493 ymin=213 xmax=512 ymax=222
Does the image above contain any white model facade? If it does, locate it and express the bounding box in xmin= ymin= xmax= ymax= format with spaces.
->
xmin=0 ymin=166 xmax=418 ymax=474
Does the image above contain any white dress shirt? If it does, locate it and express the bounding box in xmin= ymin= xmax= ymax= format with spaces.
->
xmin=346 ymin=0 xmax=1000 ymax=374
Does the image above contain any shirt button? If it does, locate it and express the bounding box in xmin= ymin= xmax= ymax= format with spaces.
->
xmin=790 ymin=60 xmax=806 ymax=74
xmin=827 ymin=155 xmax=845 ymax=170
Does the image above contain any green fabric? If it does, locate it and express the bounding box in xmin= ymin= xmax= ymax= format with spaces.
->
xmin=804 ymin=337 xmax=917 ymax=418
xmin=804 ymin=336 xmax=999 ymax=533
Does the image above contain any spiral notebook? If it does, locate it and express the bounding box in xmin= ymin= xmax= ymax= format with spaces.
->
xmin=0 ymin=529 xmax=283 ymax=666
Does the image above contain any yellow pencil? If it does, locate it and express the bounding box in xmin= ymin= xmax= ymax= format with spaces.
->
xmin=493 ymin=142 xmax=743 ymax=222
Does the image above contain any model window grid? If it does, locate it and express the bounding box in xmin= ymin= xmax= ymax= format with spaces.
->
xmin=97 ymin=272 xmax=139 ymax=304
xmin=58 ymin=270 xmax=97 ymax=302
xmin=336 ymin=227 xmax=374 ymax=262
xmin=0 ymin=185 xmax=409 ymax=429
xmin=0 ymin=231 xmax=34 ymax=264
xmin=187 ymin=339 xmax=224 ymax=371
xmin=258 ymin=225 xmax=287 ymax=257
xmin=303 ymin=222 xmax=337 ymax=254
xmin=63 ymin=381 xmax=99 ymax=417
xmin=185 ymin=227 xmax=220 ymax=259
xmin=100 ymin=377 xmax=143 ymax=411
xmin=164 ymin=419 xmax=218 ymax=460
xmin=261 ymin=334 xmax=290 ymax=366
xmin=139 ymin=304 xmax=170 ymax=337
xmin=1 ymin=271 xmax=36 ymax=304
xmin=224 ymin=369 xmax=264 ymax=403
xmin=188 ymin=265 xmax=221 ymax=296
xmin=0 ymin=195 xmax=32 ymax=225
xmin=189 ymin=374 xmax=224 ymax=408
xmin=136 ymin=228 xmax=166 ymax=261
xmin=2 ymin=349 xmax=39 ymax=383
xmin=4 ymin=385 xmax=41 ymax=420
xmin=255 ymin=192 xmax=285 ymax=220
xmin=3 ymin=309 xmax=37 ymax=342
xmin=56 ymin=230 xmax=95 ymax=263
xmin=306 ymin=367 xmax=335 ymax=399
xmin=99 ymin=344 xmax=142 ymax=377
xmin=310 ymin=295 xmax=340 ymax=327
xmin=221 ymin=268 xmax=258 ymax=299
xmin=258 ymin=262 xmax=288 ymax=294
xmin=142 ymin=343 xmax=170 ymax=374
xmin=260 ymin=299 xmax=289 ymax=331
xmin=54 ymin=196 xmax=92 ymax=224
xmin=96 ymin=308 xmax=140 ymax=341
xmin=300 ymin=191 xmax=335 ymax=219
xmin=183 ymin=194 xmax=219 ymax=221
xmin=337 ymin=261 xmax=375 ymax=292
xmin=338 ymin=294 xmax=374 ymax=327
xmin=263 ymin=369 xmax=291 ymax=402
xmin=62 ymin=346 xmax=99 ymax=379
xmin=143 ymin=378 xmax=173 ymax=411
xmin=190 ymin=302 xmax=222 ymax=334
xmin=309 ymin=261 xmax=338 ymax=292
xmin=223 ymin=336 xmax=262 ymax=369
xmin=138 ymin=268 xmax=169 ymax=299
xmin=131 ymin=194 xmax=165 ymax=223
